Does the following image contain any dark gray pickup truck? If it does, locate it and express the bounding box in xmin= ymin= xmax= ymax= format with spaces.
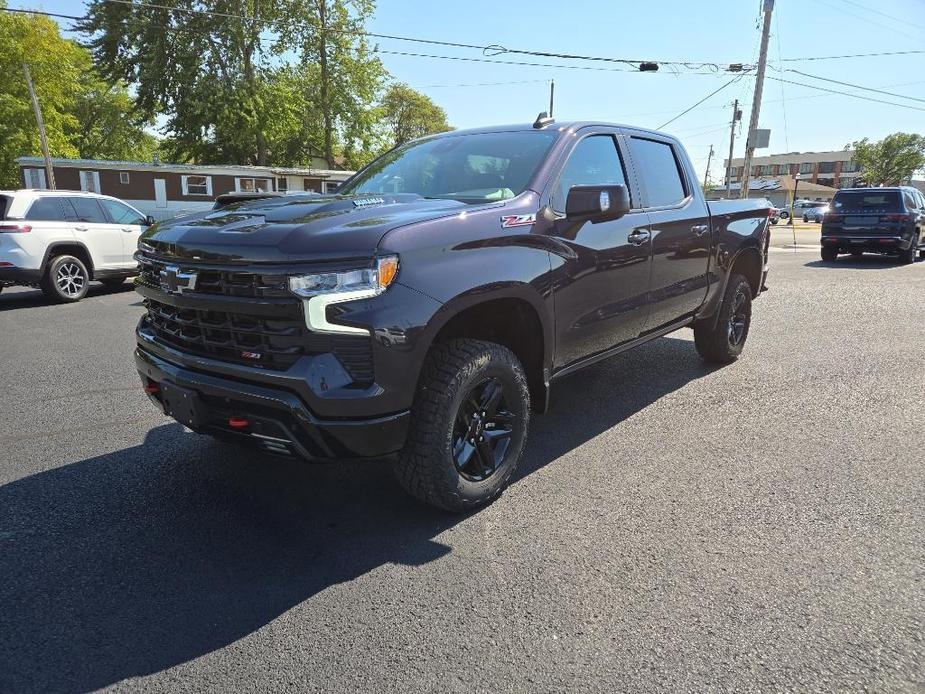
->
xmin=134 ymin=116 xmax=771 ymax=511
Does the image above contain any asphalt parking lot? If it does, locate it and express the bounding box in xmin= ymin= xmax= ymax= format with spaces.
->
xmin=1 ymin=249 xmax=923 ymax=693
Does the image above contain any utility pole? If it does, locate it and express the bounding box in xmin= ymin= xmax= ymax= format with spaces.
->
xmin=23 ymin=62 xmax=56 ymax=190
xmin=549 ymin=79 xmax=555 ymax=119
xmin=725 ymin=98 xmax=740 ymax=198
xmin=739 ymin=0 xmax=774 ymax=199
xmin=703 ymin=144 xmax=714 ymax=189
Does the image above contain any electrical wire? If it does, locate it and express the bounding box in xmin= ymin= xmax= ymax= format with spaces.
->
xmin=764 ymin=76 xmax=925 ymax=112
xmin=809 ymin=0 xmax=922 ymax=43
xmin=840 ymin=0 xmax=925 ymax=33
xmin=784 ymin=69 xmax=925 ymax=104
xmin=774 ymin=10 xmax=789 ymax=153
xmin=91 ymin=0 xmax=753 ymax=73
xmin=780 ymin=49 xmax=925 ymax=62
xmin=418 ymin=79 xmax=550 ymax=88
xmin=656 ymin=75 xmax=746 ymax=130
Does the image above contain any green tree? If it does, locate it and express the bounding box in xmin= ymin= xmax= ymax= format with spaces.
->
xmin=280 ymin=0 xmax=386 ymax=168
xmin=0 ymin=6 xmax=151 ymax=187
xmin=380 ymin=83 xmax=451 ymax=148
xmin=849 ymin=133 xmax=925 ymax=186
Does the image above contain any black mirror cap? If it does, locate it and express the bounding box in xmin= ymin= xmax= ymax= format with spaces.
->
xmin=144 ymin=215 xmax=156 ymax=226
xmin=565 ymin=184 xmax=631 ymax=222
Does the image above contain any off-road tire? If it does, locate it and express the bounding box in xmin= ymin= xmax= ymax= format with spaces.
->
xmin=821 ymin=246 xmax=838 ymax=262
xmin=40 ymin=255 xmax=89 ymax=303
xmin=693 ymin=273 xmax=753 ymax=364
xmin=394 ymin=339 xmax=530 ymax=512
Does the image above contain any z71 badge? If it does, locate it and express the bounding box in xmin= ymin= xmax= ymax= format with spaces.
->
xmin=500 ymin=213 xmax=536 ymax=229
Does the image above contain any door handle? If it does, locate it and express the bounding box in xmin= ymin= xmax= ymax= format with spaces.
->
xmin=627 ymin=229 xmax=650 ymax=246
xmin=74 ymin=225 xmax=88 ymax=232
xmin=121 ymin=227 xmax=134 ymax=233
xmin=691 ymin=224 xmax=710 ymax=237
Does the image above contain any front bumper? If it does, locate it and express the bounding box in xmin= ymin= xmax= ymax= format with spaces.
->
xmin=135 ymin=346 xmax=410 ymax=459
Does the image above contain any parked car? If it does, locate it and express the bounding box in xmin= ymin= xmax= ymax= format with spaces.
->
xmin=803 ymin=204 xmax=829 ymax=223
xmin=820 ymin=187 xmax=925 ymax=263
xmin=133 ymin=117 xmax=772 ymax=511
xmin=0 ymin=189 xmax=153 ymax=301
xmin=778 ymin=199 xmax=827 ymax=220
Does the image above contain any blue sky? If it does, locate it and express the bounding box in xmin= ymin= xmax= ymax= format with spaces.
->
xmin=12 ymin=0 xmax=925 ymax=179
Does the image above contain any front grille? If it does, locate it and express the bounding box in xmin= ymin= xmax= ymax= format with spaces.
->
xmin=137 ymin=255 xmax=290 ymax=298
xmin=137 ymin=255 xmax=374 ymax=384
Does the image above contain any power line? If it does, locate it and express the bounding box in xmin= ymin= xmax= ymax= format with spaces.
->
xmin=1 ymin=7 xmax=84 ymax=21
xmin=764 ymin=76 xmax=925 ymax=112
xmin=785 ymin=69 xmax=925 ymax=104
xmin=809 ymin=0 xmax=922 ymax=43
xmin=98 ymin=0 xmax=751 ymax=73
xmin=781 ymin=49 xmax=925 ymax=62
xmin=418 ymin=79 xmax=550 ymax=88
xmin=656 ymin=75 xmax=746 ymax=130
xmin=840 ymin=0 xmax=925 ymax=33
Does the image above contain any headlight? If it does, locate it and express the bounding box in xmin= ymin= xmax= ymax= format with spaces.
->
xmin=289 ymin=255 xmax=399 ymax=335
xmin=288 ymin=255 xmax=399 ymax=298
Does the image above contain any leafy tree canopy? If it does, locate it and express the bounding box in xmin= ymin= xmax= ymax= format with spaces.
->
xmin=379 ymin=83 xmax=452 ymax=148
xmin=0 ymin=5 xmax=153 ymax=188
xmin=849 ymin=133 xmax=925 ymax=186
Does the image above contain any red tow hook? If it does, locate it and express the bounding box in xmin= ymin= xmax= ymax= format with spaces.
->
xmin=143 ymin=382 xmax=160 ymax=394
xmin=227 ymin=416 xmax=250 ymax=430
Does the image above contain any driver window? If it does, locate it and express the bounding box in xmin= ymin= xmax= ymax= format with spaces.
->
xmin=553 ymin=135 xmax=628 ymax=213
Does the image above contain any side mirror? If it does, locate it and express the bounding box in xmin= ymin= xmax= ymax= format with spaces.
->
xmin=144 ymin=215 xmax=156 ymax=227
xmin=566 ymin=184 xmax=630 ymax=222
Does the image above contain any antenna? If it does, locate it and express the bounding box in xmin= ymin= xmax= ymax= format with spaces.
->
xmin=533 ymin=111 xmax=554 ymax=129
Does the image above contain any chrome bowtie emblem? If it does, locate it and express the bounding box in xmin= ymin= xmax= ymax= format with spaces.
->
xmin=159 ymin=265 xmax=198 ymax=294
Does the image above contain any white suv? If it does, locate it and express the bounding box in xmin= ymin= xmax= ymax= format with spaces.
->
xmin=0 ymin=189 xmax=152 ymax=302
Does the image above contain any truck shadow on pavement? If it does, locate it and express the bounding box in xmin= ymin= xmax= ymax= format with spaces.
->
xmin=0 ymin=335 xmax=718 ymax=693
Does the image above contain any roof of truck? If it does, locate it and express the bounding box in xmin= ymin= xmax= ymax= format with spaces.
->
xmin=427 ymin=121 xmax=667 ymax=138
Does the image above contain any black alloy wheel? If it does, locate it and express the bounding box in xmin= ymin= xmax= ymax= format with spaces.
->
xmin=452 ymin=377 xmax=515 ymax=482
xmin=727 ymin=288 xmax=749 ymax=348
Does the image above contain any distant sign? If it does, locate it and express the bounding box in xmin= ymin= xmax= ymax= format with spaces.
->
xmin=749 ymin=129 xmax=771 ymax=149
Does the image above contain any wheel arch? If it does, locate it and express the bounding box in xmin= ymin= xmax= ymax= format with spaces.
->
xmin=41 ymin=242 xmax=95 ymax=279
xmin=423 ymin=286 xmax=553 ymax=413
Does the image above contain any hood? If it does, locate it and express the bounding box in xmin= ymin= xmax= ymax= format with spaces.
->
xmin=139 ymin=193 xmax=471 ymax=264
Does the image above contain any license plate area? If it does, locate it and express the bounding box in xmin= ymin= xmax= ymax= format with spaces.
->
xmin=845 ymin=215 xmax=879 ymax=227
xmin=160 ymin=381 xmax=203 ymax=429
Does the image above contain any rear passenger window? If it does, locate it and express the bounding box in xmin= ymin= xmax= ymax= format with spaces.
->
xmin=553 ymin=135 xmax=629 ymax=213
xmin=24 ymin=197 xmax=67 ymax=221
xmin=100 ymin=199 xmax=146 ymax=225
xmin=628 ymin=137 xmax=688 ymax=208
xmin=66 ymin=197 xmax=108 ymax=223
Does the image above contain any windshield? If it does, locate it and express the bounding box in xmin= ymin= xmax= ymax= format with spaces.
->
xmin=832 ymin=191 xmax=902 ymax=211
xmin=341 ymin=130 xmax=559 ymax=203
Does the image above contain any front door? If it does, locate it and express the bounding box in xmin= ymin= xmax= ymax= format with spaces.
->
xmin=624 ymin=134 xmax=711 ymax=330
xmin=545 ymin=131 xmax=652 ymax=369
xmin=154 ymin=179 xmax=167 ymax=209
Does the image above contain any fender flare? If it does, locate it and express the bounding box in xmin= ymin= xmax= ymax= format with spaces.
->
xmin=41 ymin=241 xmax=96 ymax=278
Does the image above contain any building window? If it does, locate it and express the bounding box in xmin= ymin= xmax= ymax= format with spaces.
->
xmin=24 ymin=167 xmax=47 ymax=189
xmin=759 ymin=165 xmax=774 ymax=176
xmin=842 ymin=160 xmax=860 ymax=173
xmin=800 ymin=162 xmax=814 ymax=174
xmin=323 ymin=181 xmax=340 ymax=194
xmin=276 ymin=177 xmax=288 ymax=192
xmin=236 ymin=177 xmax=271 ymax=193
xmin=79 ymin=170 xmax=101 ymax=193
xmin=304 ymin=178 xmax=322 ymax=193
xmin=182 ymin=175 xmax=212 ymax=196
xmin=119 ymin=172 xmax=130 ymax=184
xmin=818 ymin=162 xmax=836 ymax=174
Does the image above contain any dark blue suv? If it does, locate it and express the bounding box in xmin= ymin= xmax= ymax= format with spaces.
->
xmin=821 ymin=187 xmax=925 ymax=263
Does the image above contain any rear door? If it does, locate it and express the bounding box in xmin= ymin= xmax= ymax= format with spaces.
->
xmin=17 ymin=196 xmax=77 ymax=269
xmin=625 ymin=134 xmax=711 ymax=330
xmin=62 ymin=196 xmax=123 ymax=270
xmin=546 ymin=129 xmax=652 ymax=368
xmin=98 ymin=198 xmax=147 ymax=268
